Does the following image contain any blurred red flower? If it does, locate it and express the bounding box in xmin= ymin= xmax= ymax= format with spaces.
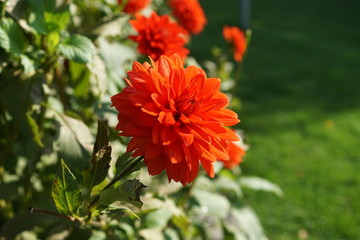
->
xmin=118 ymin=0 xmax=151 ymax=14
xmin=223 ymin=25 xmax=247 ymax=62
xmin=111 ymin=54 xmax=240 ymax=185
xmin=169 ymin=0 xmax=207 ymax=35
xmin=220 ymin=130 xmax=247 ymax=169
xmin=129 ymin=12 xmax=189 ymax=61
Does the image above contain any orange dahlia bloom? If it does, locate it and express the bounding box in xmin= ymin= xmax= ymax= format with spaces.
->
xmin=223 ymin=25 xmax=247 ymax=62
xmin=111 ymin=54 xmax=240 ymax=185
xmin=118 ymin=0 xmax=151 ymax=14
xmin=169 ymin=0 xmax=207 ymax=35
xmin=129 ymin=12 xmax=189 ymax=61
xmin=220 ymin=130 xmax=247 ymax=169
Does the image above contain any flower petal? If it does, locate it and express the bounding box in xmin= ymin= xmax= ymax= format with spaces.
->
xmin=219 ymin=127 xmax=240 ymax=141
xmin=121 ymin=122 xmax=152 ymax=137
xmin=145 ymin=141 xmax=163 ymax=159
xmin=146 ymin=156 xmax=166 ymax=175
xmin=193 ymin=140 xmax=217 ymax=162
xmin=111 ymin=53 xmax=241 ymax=185
xmin=157 ymin=56 xmax=171 ymax=78
xmin=203 ymin=109 xmax=240 ymax=126
xmin=161 ymin=126 xmax=176 ymax=145
xmin=166 ymin=142 xmax=183 ymax=164
xmin=127 ymin=137 xmax=146 ymax=153
xmin=209 ymin=139 xmax=229 ymax=161
xmin=142 ymin=102 xmax=160 ymax=116
xmin=158 ymin=111 xmax=176 ymax=126
xmin=199 ymin=159 xmax=214 ymax=178
xmin=175 ymin=125 xmax=194 ymax=146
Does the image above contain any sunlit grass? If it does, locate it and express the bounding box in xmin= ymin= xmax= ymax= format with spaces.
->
xmin=193 ymin=0 xmax=360 ymax=239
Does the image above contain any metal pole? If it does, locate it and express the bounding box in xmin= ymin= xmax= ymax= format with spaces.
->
xmin=240 ymin=0 xmax=251 ymax=30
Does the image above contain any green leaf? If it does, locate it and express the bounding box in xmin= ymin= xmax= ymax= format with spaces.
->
xmin=141 ymin=197 xmax=190 ymax=231
xmin=115 ymin=152 xmax=132 ymax=173
xmin=69 ymin=61 xmax=91 ymax=99
xmin=0 ymin=18 xmax=26 ymax=54
xmin=214 ymin=176 xmax=243 ymax=199
xmin=90 ymin=14 xmax=130 ymax=37
xmin=115 ymin=153 xmax=145 ymax=179
xmin=26 ymin=111 xmax=44 ymax=147
xmin=20 ymin=55 xmax=36 ymax=74
xmin=0 ymin=27 xmax=8 ymax=51
xmin=51 ymin=159 xmax=83 ymax=216
xmin=144 ymin=209 xmax=173 ymax=229
xmin=97 ymin=37 xmax=136 ymax=94
xmin=28 ymin=0 xmax=54 ymax=14
xmin=92 ymin=121 xmax=109 ymax=156
xmin=139 ymin=228 xmax=165 ymax=240
xmin=28 ymin=0 xmax=70 ymax=34
xmin=102 ymin=201 xmax=141 ymax=220
xmin=19 ymin=50 xmax=45 ymax=74
xmin=54 ymin=112 xmax=93 ymax=169
xmin=164 ymin=228 xmax=180 ymax=240
xmin=89 ymin=230 xmax=106 ymax=240
xmin=59 ymin=34 xmax=96 ymax=64
xmin=88 ymin=55 xmax=107 ymax=99
xmin=239 ymin=176 xmax=284 ymax=197
xmin=224 ymin=207 xmax=268 ymax=240
xmin=46 ymin=31 xmax=60 ymax=53
xmin=82 ymin=121 xmax=111 ymax=192
xmin=94 ymin=179 xmax=145 ymax=211
xmin=192 ymin=189 xmax=230 ymax=219
xmin=115 ymin=223 xmax=135 ymax=239
xmin=44 ymin=9 xmax=70 ymax=31
xmin=172 ymin=214 xmax=190 ymax=232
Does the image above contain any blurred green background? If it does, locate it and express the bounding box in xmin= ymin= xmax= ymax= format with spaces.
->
xmin=193 ymin=0 xmax=360 ymax=239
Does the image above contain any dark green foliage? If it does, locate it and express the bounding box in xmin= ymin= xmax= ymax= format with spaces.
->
xmin=49 ymin=122 xmax=145 ymax=224
xmin=82 ymin=121 xmax=112 ymax=192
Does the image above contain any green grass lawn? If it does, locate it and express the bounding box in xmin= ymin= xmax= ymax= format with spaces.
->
xmin=193 ymin=1 xmax=360 ymax=239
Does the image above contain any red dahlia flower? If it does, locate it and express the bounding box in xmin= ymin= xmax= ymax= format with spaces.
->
xmin=169 ymin=0 xmax=207 ymax=35
xmin=129 ymin=12 xmax=189 ymax=61
xmin=118 ymin=0 xmax=151 ymax=14
xmin=223 ymin=25 xmax=247 ymax=62
xmin=220 ymin=130 xmax=247 ymax=169
xmin=111 ymin=54 xmax=240 ymax=185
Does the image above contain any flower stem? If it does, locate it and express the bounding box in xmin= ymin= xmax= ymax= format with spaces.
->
xmin=54 ymin=64 xmax=68 ymax=109
xmin=1 ymin=0 xmax=8 ymax=20
xmin=30 ymin=208 xmax=79 ymax=223
xmin=233 ymin=33 xmax=250 ymax=84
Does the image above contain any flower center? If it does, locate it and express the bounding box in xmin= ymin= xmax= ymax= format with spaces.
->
xmin=176 ymin=97 xmax=198 ymax=117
